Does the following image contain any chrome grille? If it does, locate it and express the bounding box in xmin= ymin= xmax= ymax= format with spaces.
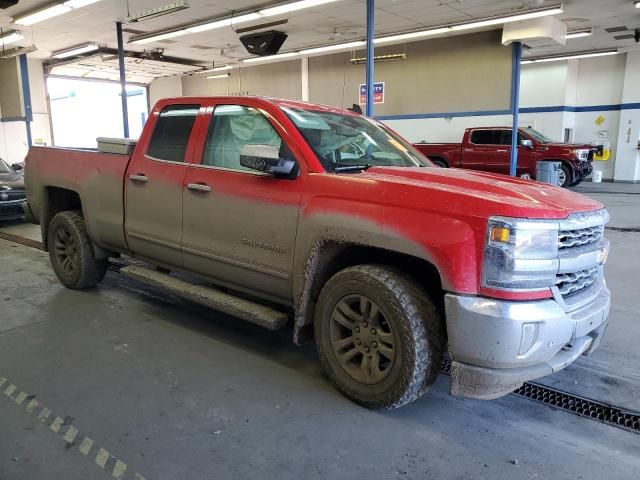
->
xmin=558 ymin=225 xmax=603 ymax=250
xmin=555 ymin=266 xmax=599 ymax=297
xmin=0 ymin=190 xmax=26 ymax=202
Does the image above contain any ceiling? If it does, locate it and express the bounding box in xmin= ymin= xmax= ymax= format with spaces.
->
xmin=1 ymin=0 xmax=639 ymax=83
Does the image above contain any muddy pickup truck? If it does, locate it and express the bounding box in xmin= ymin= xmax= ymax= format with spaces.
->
xmin=414 ymin=126 xmax=595 ymax=187
xmin=23 ymin=97 xmax=611 ymax=409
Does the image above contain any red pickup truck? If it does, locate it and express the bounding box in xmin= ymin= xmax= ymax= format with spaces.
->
xmin=23 ymin=97 xmax=611 ymax=409
xmin=414 ymin=127 xmax=594 ymax=187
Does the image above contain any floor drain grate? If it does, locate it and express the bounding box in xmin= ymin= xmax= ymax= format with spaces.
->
xmin=606 ymin=226 xmax=640 ymax=233
xmin=0 ymin=232 xmax=44 ymax=250
xmin=440 ymin=358 xmax=640 ymax=434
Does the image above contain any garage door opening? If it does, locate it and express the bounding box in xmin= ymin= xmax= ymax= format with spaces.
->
xmin=47 ymin=77 xmax=148 ymax=149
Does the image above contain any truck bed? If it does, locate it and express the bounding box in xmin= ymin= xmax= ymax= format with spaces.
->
xmin=25 ymin=146 xmax=131 ymax=252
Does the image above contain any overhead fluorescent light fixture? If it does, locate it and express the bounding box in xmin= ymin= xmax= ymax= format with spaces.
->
xmin=0 ymin=44 xmax=38 ymax=59
xmin=522 ymin=49 xmax=618 ymax=64
xmin=259 ymin=0 xmax=339 ymax=17
xmin=0 ymin=31 xmax=24 ymax=48
xmin=636 ymin=1 xmax=640 ymax=8
xmin=127 ymin=1 xmax=189 ymax=23
xmin=200 ymin=65 xmax=233 ymax=74
xmin=375 ymin=4 xmax=562 ymax=44
xmin=350 ymin=53 xmax=406 ymax=64
xmin=206 ymin=73 xmax=230 ymax=79
xmin=300 ymin=40 xmax=364 ymax=55
xmin=52 ymin=42 xmax=99 ymax=59
xmin=14 ymin=0 xmax=101 ymax=26
xmin=566 ymin=28 xmax=593 ymax=39
xmin=129 ymin=0 xmax=339 ymax=44
xmin=243 ymin=51 xmax=299 ymax=63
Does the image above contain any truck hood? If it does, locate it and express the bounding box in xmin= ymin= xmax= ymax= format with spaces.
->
xmin=0 ymin=171 xmax=24 ymax=189
xmin=542 ymin=142 xmax=593 ymax=150
xmin=362 ymin=166 xmax=602 ymax=218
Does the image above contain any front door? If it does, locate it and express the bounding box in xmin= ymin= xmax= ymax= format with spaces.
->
xmin=461 ymin=129 xmax=503 ymax=173
xmin=492 ymin=130 xmax=535 ymax=177
xmin=181 ymin=101 xmax=306 ymax=302
xmin=125 ymin=102 xmax=201 ymax=267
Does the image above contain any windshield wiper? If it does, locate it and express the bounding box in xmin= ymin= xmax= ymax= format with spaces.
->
xmin=334 ymin=164 xmax=373 ymax=173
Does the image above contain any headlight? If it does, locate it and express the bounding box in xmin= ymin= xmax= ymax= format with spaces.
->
xmin=574 ymin=149 xmax=590 ymax=161
xmin=482 ymin=217 xmax=559 ymax=291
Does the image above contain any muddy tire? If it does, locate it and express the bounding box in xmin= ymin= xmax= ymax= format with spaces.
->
xmin=314 ymin=265 xmax=445 ymax=409
xmin=47 ymin=210 xmax=107 ymax=289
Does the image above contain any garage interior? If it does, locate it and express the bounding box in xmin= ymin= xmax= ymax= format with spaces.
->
xmin=1 ymin=0 xmax=640 ymax=479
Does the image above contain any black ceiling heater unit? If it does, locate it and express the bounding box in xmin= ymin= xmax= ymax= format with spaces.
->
xmin=0 ymin=0 xmax=19 ymax=9
xmin=239 ymin=30 xmax=288 ymax=56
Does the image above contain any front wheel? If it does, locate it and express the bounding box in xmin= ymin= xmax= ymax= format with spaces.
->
xmin=430 ymin=158 xmax=448 ymax=168
xmin=48 ymin=211 xmax=107 ymax=289
xmin=314 ymin=265 xmax=445 ymax=409
xmin=558 ymin=163 xmax=573 ymax=188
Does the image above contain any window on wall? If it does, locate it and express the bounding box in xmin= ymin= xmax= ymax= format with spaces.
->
xmin=47 ymin=77 xmax=148 ymax=149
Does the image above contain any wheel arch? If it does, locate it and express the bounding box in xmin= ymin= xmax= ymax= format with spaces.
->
xmin=41 ymin=186 xmax=83 ymax=251
xmin=293 ymin=240 xmax=444 ymax=344
xmin=428 ymin=156 xmax=449 ymax=168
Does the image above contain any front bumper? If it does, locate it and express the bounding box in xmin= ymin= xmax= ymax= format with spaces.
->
xmin=444 ymin=281 xmax=610 ymax=400
xmin=0 ymin=201 xmax=26 ymax=221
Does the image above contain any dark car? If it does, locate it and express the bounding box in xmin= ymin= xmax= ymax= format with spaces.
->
xmin=0 ymin=158 xmax=27 ymax=221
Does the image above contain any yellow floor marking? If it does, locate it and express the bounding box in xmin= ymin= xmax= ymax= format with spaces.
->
xmin=0 ymin=377 xmax=6 ymax=387
xmin=135 ymin=474 xmax=147 ymax=480
xmin=37 ymin=407 xmax=51 ymax=422
xmin=78 ymin=437 xmax=94 ymax=456
xmin=25 ymin=398 xmax=39 ymax=413
xmin=95 ymin=448 xmax=110 ymax=468
xmin=49 ymin=416 xmax=64 ymax=433
xmin=4 ymin=384 xmax=16 ymax=397
xmin=63 ymin=425 xmax=79 ymax=444
xmin=14 ymin=391 xmax=28 ymax=405
xmin=112 ymin=459 xmax=127 ymax=478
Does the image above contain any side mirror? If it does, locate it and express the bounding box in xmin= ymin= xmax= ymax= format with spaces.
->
xmin=240 ymin=144 xmax=295 ymax=177
xmin=520 ymin=139 xmax=533 ymax=148
xmin=12 ymin=163 xmax=24 ymax=171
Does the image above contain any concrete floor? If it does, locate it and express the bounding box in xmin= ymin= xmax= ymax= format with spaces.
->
xmin=1 ymin=185 xmax=639 ymax=479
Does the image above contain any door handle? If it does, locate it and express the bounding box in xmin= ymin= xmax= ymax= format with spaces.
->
xmin=129 ymin=174 xmax=148 ymax=183
xmin=496 ymin=149 xmax=508 ymax=153
xmin=187 ymin=183 xmax=212 ymax=193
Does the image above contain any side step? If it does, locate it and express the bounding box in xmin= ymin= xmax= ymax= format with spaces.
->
xmin=120 ymin=265 xmax=288 ymax=330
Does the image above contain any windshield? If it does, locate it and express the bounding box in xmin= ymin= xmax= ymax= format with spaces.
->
xmin=524 ymin=127 xmax=552 ymax=144
xmin=281 ymin=106 xmax=428 ymax=172
xmin=0 ymin=159 xmax=13 ymax=174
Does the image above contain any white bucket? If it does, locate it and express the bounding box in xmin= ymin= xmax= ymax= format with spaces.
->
xmin=592 ymin=170 xmax=603 ymax=183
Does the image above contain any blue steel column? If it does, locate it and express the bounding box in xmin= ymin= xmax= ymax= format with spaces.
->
xmin=365 ymin=0 xmax=375 ymax=117
xmin=509 ymin=41 xmax=523 ymax=177
xmin=116 ymin=21 xmax=130 ymax=138
xmin=18 ymin=54 xmax=33 ymax=147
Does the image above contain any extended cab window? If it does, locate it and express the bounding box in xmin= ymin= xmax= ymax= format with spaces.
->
xmin=202 ymin=105 xmax=289 ymax=171
xmin=147 ymin=104 xmax=199 ymax=162
xmin=470 ymin=130 xmax=503 ymax=145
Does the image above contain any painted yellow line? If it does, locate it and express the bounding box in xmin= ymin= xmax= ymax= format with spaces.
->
xmin=112 ymin=459 xmax=127 ymax=478
xmin=4 ymin=383 xmax=17 ymax=397
xmin=37 ymin=407 xmax=51 ymax=423
xmin=63 ymin=425 xmax=79 ymax=444
xmin=25 ymin=398 xmax=39 ymax=413
xmin=78 ymin=436 xmax=94 ymax=456
xmin=135 ymin=474 xmax=147 ymax=480
xmin=14 ymin=391 xmax=28 ymax=405
xmin=0 ymin=377 xmax=6 ymax=387
xmin=95 ymin=448 xmax=110 ymax=469
xmin=50 ymin=416 xmax=64 ymax=433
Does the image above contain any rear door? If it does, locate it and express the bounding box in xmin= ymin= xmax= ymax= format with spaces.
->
xmin=460 ymin=129 xmax=503 ymax=172
xmin=180 ymin=100 xmax=306 ymax=302
xmin=492 ymin=130 xmax=535 ymax=176
xmin=125 ymin=102 xmax=201 ymax=267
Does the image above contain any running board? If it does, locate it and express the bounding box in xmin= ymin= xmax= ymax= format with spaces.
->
xmin=120 ymin=265 xmax=288 ymax=330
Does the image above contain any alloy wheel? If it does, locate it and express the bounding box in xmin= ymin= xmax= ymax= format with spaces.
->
xmin=53 ymin=226 xmax=79 ymax=276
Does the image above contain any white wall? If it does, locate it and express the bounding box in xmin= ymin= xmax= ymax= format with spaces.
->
xmin=148 ymin=75 xmax=182 ymax=108
xmin=614 ymin=51 xmax=640 ymax=182
xmin=0 ymin=59 xmax=51 ymax=165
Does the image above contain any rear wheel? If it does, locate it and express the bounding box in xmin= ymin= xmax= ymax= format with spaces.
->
xmin=314 ymin=265 xmax=445 ymax=409
xmin=430 ymin=158 xmax=448 ymax=168
xmin=48 ymin=211 xmax=107 ymax=289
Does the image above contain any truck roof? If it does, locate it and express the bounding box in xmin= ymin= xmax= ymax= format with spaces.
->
xmin=154 ymin=95 xmax=361 ymax=117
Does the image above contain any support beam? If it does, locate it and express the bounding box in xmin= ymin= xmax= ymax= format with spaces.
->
xmin=509 ymin=41 xmax=523 ymax=177
xmin=116 ymin=21 xmax=130 ymax=138
xmin=18 ymin=54 xmax=33 ymax=147
xmin=301 ymin=56 xmax=309 ymax=102
xmin=365 ymin=0 xmax=375 ymax=117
